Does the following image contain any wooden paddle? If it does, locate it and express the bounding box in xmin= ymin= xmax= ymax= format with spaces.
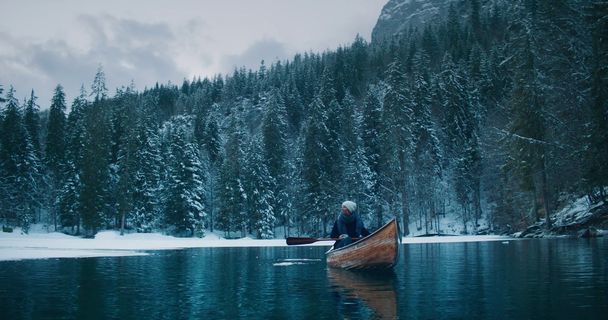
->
xmin=286 ymin=237 xmax=359 ymax=245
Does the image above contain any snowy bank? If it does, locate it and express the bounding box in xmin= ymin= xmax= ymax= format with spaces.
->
xmin=0 ymin=226 xmax=512 ymax=261
xmin=0 ymin=228 xmax=287 ymax=261
xmin=518 ymin=196 xmax=608 ymax=238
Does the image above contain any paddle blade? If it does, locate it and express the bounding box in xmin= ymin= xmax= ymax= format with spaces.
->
xmin=285 ymin=237 xmax=358 ymax=245
xmin=286 ymin=237 xmax=321 ymax=245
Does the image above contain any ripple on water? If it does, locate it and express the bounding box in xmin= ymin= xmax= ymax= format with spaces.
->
xmin=273 ymin=258 xmax=322 ymax=266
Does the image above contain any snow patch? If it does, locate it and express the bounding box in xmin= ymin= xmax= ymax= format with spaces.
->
xmin=1 ymin=224 xmax=514 ymax=261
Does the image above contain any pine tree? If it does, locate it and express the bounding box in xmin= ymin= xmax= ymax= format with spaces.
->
xmin=507 ymin=33 xmax=551 ymax=229
xmin=243 ymin=135 xmax=276 ymax=239
xmin=130 ymin=111 xmax=162 ymax=233
xmin=301 ymin=95 xmax=335 ymax=235
xmin=0 ymin=87 xmax=42 ymax=232
xmin=45 ymin=85 xmax=67 ymax=230
xmin=217 ymin=109 xmax=247 ymax=237
xmin=445 ymin=3 xmax=463 ymax=60
xmin=341 ymin=91 xmax=373 ymax=223
xmin=584 ymin=1 xmax=608 ymax=202
xmin=317 ymin=70 xmax=345 ymax=233
xmin=80 ymin=90 xmax=112 ymax=236
xmin=421 ymin=26 xmax=440 ymax=67
xmin=56 ymin=168 xmax=81 ymax=232
xmin=58 ymin=86 xmax=88 ymax=233
xmin=362 ymin=84 xmax=387 ymax=229
xmin=23 ymin=90 xmax=41 ymax=153
xmin=91 ymin=64 xmax=108 ymax=102
xmin=438 ymin=54 xmax=482 ymax=233
xmin=0 ymin=87 xmax=25 ymax=225
xmin=261 ymin=89 xmax=288 ymax=231
xmin=196 ymin=112 xmax=222 ymax=232
xmin=46 ymin=85 xmax=67 ymax=177
xmin=347 ymin=34 xmax=369 ymax=97
xmin=262 ymin=90 xmax=288 ymax=182
xmin=114 ymin=88 xmax=139 ymax=235
xmin=281 ymin=75 xmax=305 ymax=135
xmin=318 ymin=67 xmax=337 ymax=107
xmin=325 ymin=99 xmax=345 ymax=198
xmin=202 ymin=113 xmax=222 ymax=165
xmin=411 ymin=57 xmax=443 ymax=234
xmin=382 ymin=59 xmax=413 ymax=235
xmin=163 ymin=116 xmax=207 ymax=236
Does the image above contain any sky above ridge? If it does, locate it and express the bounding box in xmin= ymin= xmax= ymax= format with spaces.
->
xmin=0 ymin=0 xmax=387 ymax=106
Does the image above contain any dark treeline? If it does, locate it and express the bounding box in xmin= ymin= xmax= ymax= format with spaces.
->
xmin=0 ymin=0 xmax=606 ymax=238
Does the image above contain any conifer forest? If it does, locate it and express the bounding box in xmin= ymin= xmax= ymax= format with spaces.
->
xmin=0 ymin=0 xmax=606 ymax=238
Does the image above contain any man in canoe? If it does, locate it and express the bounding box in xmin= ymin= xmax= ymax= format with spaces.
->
xmin=330 ymin=201 xmax=370 ymax=249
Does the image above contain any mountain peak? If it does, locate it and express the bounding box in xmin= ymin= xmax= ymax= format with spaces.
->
xmin=371 ymin=0 xmax=463 ymax=43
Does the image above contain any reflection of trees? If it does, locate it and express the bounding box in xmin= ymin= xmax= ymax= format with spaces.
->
xmin=328 ymin=268 xmax=398 ymax=319
xmin=77 ymin=259 xmax=104 ymax=319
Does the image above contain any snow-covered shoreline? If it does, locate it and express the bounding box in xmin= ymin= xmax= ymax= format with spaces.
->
xmin=0 ymin=226 xmax=513 ymax=262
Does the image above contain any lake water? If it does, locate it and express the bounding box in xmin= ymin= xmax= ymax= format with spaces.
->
xmin=1 ymin=238 xmax=606 ymax=319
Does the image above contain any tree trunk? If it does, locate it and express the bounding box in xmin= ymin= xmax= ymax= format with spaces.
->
xmin=533 ymin=189 xmax=541 ymax=222
xmin=541 ymin=165 xmax=551 ymax=230
xmin=209 ymin=176 xmax=215 ymax=232
xmin=120 ymin=212 xmax=125 ymax=236
xmin=53 ymin=206 xmax=57 ymax=232
xmin=375 ymin=202 xmax=383 ymax=230
xmin=401 ymin=187 xmax=410 ymax=236
xmin=534 ymin=155 xmax=551 ymax=230
xmin=474 ymin=186 xmax=482 ymax=231
xmin=462 ymin=205 xmax=468 ymax=234
xmin=435 ymin=202 xmax=441 ymax=233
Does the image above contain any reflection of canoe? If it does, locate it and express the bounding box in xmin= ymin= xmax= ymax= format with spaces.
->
xmin=326 ymin=218 xmax=399 ymax=270
xmin=327 ymin=268 xmax=397 ymax=319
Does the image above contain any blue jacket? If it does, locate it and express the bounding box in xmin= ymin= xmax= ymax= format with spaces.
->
xmin=330 ymin=213 xmax=370 ymax=238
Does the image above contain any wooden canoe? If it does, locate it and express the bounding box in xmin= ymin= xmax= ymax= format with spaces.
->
xmin=326 ymin=218 xmax=400 ymax=270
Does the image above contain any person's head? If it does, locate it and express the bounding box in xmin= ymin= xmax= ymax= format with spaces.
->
xmin=341 ymin=201 xmax=357 ymax=216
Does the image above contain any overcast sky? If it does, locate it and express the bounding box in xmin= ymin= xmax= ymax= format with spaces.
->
xmin=0 ymin=0 xmax=387 ymax=108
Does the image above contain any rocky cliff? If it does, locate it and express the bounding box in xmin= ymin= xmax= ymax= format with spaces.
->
xmin=372 ymin=0 xmax=452 ymax=42
xmin=371 ymin=0 xmax=496 ymax=43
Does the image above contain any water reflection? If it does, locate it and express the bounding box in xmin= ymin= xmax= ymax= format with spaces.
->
xmin=1 ymin=241 xmax=606 ymax=319
xmin=327 ymin=268 xmax=397 ymax=319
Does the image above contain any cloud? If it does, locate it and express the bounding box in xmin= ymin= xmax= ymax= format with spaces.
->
xmin=219 ymin=38 xmax=290 ymax=74
xmin=0 ymin=14 xmax=188 ymax=107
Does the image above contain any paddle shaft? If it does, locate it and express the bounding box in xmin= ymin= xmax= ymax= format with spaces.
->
xmin=286 ymin=237 xmax=359 ymax=245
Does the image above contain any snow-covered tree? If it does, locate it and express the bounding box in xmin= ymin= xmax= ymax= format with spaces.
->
xmin=129 ymin=113 xmax=162 ymax=233
xmin=23 ymin=90 xmax=41 ymax=153
xmin=162 ymin=116 xmax=207 ymax=236
xmin=58 ymin=86 xmax=88 ymax=233
xmin=90 ymin=64 xmax=108 ymax=102
xmin=261 ymin=89 xmax=288 ymax=233
xmin=583 ymin=1 xmax=608 ymax=202
xmin=503 ymin=3 xmax=554 ymax=229
xmin=217 ymin=107 xmax=247 ymax=237
xmin=382 ymin=59 xmax=413 ymax=235
xmin=0 ymin=87 xmax=42 ymax=232
xmin=438 ymin=54 xmax=482 ymax=233
xmin=45 ymin=85 xmax=67 ymax=229
xmin=46 ymin=85 xmax=67 ymax=177
xmin=411 ymin=62 xmax=442 ymax=234
xmin=80 ymin=100 xmax=111 ymax=235
xmin=362 ymin=84 xmax=388 ymax=229
xmin=243 ymin=135 xmax=276 ymax=239
xmin=301 ymin=95 xmax=334 ymax=235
